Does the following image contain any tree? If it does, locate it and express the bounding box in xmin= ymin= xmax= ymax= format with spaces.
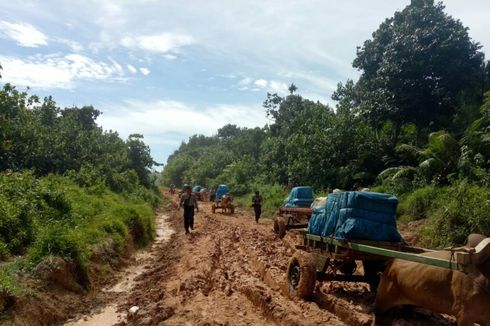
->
xmin=127 ymin=134 xmax=155 ymax=187
xmin=217 ymin=124 xmax=240 ymax=140
xmin=353 ymin=0 xmax=484 ymax=144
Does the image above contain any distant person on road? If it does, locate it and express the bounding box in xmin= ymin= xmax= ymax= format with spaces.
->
xmin=170 ymin=183 xmax=175 ymax=194
xmin=179 ymin=185 xmax=199 ymax=234
xmin=252 ymin=190 xmax=262 ymax=223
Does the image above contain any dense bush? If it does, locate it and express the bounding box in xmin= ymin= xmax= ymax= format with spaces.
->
xmin=0 ymin=78 xmax=161 ymax=294
xmin=28 ymin=224 xmax=90 ymax=271
xmin=235 ymin=184 xmax=288 ymax=218
xmin=0 ymin=172 xmax=156 ymax=274
xmin=0 ymin=172 xmax=44 ymax=255
xmin=421 ymin=181 xmax=490 ymax=247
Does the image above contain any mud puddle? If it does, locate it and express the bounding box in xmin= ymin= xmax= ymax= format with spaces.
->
xmin=64 ymin=213 xmax=174 ymax=326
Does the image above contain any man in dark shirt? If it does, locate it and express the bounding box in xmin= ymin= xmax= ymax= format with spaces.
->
xmin=252 ymin=190 xmax=262 ymax=223
xmin=179 ymin=186 xmax=199 ymax=234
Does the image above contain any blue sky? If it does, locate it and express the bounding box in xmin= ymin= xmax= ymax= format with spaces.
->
xmin=1 ymin=0 xmax=489 ymax=168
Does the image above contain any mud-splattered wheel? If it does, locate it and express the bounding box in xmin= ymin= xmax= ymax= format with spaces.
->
xmin=212 ymin=204 xmax=216 ymax=214
xmin=273 ymin=217 xmax=286 ymax=239
xmin=286 ymin=252 xmax=316 ymax=299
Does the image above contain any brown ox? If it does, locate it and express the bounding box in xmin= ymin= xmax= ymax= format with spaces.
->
xmin=375 ymin=234 xmax=490 ymax=326
xmin=220 ymin=194 xmax=234 ymax=213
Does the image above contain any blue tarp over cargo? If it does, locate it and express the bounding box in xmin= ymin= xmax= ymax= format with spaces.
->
xmin=215 ymin=184 xmax=229 ymax=200
xmin=283 ymin=186 xmax=314 ymax=208
xmin=307 ymin=191 xmax=402 ymax=242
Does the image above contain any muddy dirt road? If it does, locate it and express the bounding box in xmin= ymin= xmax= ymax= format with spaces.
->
xmin=66 ymin=194 xmax=456 ymax=326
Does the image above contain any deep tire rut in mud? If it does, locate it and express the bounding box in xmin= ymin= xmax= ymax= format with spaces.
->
xmin=64 ymin=196 xmax=457 ymax=326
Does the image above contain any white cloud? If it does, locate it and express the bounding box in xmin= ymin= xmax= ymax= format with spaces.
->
xmin=121 ymin=32 xmax=194 ymax=54
xmin=139 ymin=67 xmax=150 ymax=75
xmin=98 ymin=99 xmax=269 ymax=142
xmin=0 ymin=54 xmax=126 ymax=89
xmin=254 ymin=79 xmax=268 ymax=88
xmin=239 ymin=77 xmax=252 ymax=86
xmin=244 ymin=78 xmax=289 ymax=94
xmin=0 ymin=20 xmax=47 ymax=47
xmin=269 ymin=80 xmax=289 ymax=94
xmin=127 ymin=64 xmax=137 ymax=73
xmin=57 ymin=38 xmax=84 ymax=52
xmin=163 ymin=54 xmax=177 ymax=60
xmin=280 ymin=70 xmax=340 ymax=92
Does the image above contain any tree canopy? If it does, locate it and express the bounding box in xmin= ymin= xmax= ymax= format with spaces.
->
xmin=353 ymin=0 xmax=484 ymax=143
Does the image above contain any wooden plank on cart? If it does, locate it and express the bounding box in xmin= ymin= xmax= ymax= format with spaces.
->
xmin=278 ymin=207 xmax=312 ymax=216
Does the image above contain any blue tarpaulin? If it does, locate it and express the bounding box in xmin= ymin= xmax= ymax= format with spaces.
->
xmin=192 ymin=185 xmax=202 ymax=193
xmin=307 ymin=191 xmax=402 ymax=242
xmin=215 ymin=184 xmax=229 ymax=200
xmin=283 ymin=186 xmax=314 ymax=208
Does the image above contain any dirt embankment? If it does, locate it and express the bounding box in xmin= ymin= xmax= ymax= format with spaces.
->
xmin=3 ymin=193 xmax=457 ymax=325
xmin=0 ymin=203 xmax=173 ymax=326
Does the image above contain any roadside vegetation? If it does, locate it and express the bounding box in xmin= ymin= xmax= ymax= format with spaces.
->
xmin=0 ymin=83 xmax=160 ymax=300
xmin=234 ymin=184 xmax=288 ymax=219
xmin=162 ymin=0 xmax=490 ymax=247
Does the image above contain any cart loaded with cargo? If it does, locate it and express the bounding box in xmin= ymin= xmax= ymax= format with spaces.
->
xmin=273 ymin=186 xmax=314 ymax=239
xmin=211 ymin=184 xmax=235 ymax=214
xmin=285 ymin=190 xmax=490 ymax=301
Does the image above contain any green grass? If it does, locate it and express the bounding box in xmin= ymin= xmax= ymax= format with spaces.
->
xmin=394 ymin=180 xmax=490 ymax=248
xmin=420 ymin=180 xmax=490 ymax=247
xmin=234 ymin=184 xmax=288 ymax=218
xmin=397 ymin=185 xmax=439 ymax=221
xmin=0 ymin=264 xmax=20 ymax=297
xmin=0 ymin=172 xmax=158 ymax=274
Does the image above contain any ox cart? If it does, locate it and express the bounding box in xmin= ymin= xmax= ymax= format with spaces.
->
xmin=285 ymin=190 xmax=490 ymax=299
xmin=273 ymin=207 xmax=312 ymax=239
xmin=212 ymin=194 xmax=235 ymax=214
xmin=211 ymin=184 xmax=235 ymax=214
xmin=287 ymin=229 xmax=490 ymax=298
xmin=287 ymin=230 xmax=490 ymax=299
xmin=273 ymin=186 xmax=315 ymax=239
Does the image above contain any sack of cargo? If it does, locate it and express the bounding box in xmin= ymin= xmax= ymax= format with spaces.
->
xmin=307 ymin=191 xmax=402 ymax=242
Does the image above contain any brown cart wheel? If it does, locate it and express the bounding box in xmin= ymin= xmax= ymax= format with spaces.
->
xmin=273 ymin=217 xmax=286 ymax=239
xmin=211 ymin=204 xmax=216 ymax=214
xmin=286 ymin=252 xmax=316 ymax=299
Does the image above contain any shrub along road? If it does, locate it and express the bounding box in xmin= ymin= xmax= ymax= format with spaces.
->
xmin=65 ymin=191 xmax=454 ymax=326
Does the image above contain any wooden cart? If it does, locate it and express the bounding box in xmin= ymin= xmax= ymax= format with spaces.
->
xmin=273 ymin=207 xmax=312 ymax=239
xmin=286 ymin=230 xmax=488 ymax=298
xmin=211 ymin=194 xmax=235 ymax=214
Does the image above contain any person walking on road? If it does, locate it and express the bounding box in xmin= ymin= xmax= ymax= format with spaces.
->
xmin=252 ymin=190 xmax=262 ymax=223
xmin=179 ymin=185 xmax=199 ymax=234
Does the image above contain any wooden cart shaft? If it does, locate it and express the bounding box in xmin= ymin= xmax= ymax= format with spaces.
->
xmin=278 ymin=207 xmax=312 ymax=216
xmin=303 ymin=233 xmax=485 ymax=273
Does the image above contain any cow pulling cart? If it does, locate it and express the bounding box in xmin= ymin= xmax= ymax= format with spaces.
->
xmin=285 ymin=190 xmax=490 ymax=299
xmin=211 ymin=184 xmax=235 ymax=214
xmin=287 ymin=232 xmax=490 ymax=298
